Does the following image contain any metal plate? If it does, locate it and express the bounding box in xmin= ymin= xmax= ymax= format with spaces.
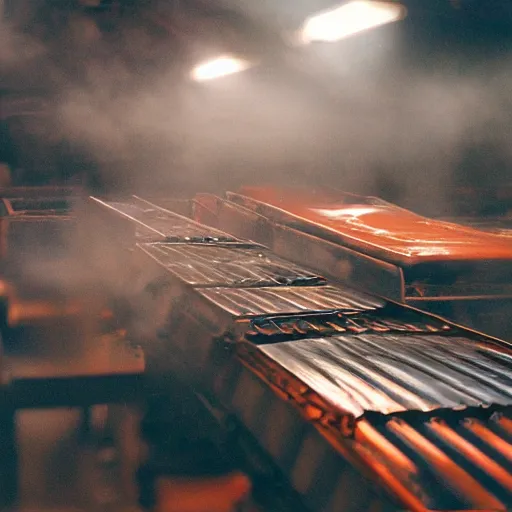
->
xmin=257 ymin=334 xmax=512 ymax=417
xmin=103 ymin=196 xmax=239 ymax=243
xmin=139 ymin=242 xmax=326 ymax=288
xmin=216 ymin=354 xmax=512 ymax=512
xmin=198 ymin=286 xmax=384 ymax=318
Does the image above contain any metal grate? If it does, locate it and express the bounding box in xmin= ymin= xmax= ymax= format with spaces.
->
xmin=243 ymin=305 xmax=452 ymax=342
xmin=106 ymin=199 xmax=240 ymax=242
xmin=198 ymin=285 xmax=385 ymax=317
xmin=139 ymin=242 xmax=326 ymax=288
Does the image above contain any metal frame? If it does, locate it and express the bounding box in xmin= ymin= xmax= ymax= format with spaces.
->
xmin=193 ymin=193 xmax=405 ymax=302
xmin=0 ymin=332 xmax=144 ymax=508
xmin=192 ymin=193 xmax=512 ymax=340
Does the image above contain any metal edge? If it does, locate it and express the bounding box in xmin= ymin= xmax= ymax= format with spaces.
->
xmin=193 ymin=194 xmax=405 ymax=303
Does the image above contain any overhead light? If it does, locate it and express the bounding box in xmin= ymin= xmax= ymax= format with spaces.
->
xmin=191 ymin=55 xmax=252 ymax=82
xmin=301 ymin=1 xmax=406 ymax=44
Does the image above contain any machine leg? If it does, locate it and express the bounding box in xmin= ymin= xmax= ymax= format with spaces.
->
xmin=0 ymin=407 xmax=18 ymax=508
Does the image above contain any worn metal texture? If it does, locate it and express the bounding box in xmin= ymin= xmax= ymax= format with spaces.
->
xmin=211 ymin=357 xmax=398 ymax=512
xmin=215 ymin=351 xmax=512 ymax=512
xmin=1 ymin=197 xmax=72 ymax=217
xmin=92 ymin=195 xmax=512 ymax=512
xmin=198 ymin=285 xmax=385 ymax=317
xmin=195 ymin=191 xmax=512 ymax=339
xmin=242 ymin=306 xmax=452 ymax=342
xmin=251 ymin=334 xmax=512 ymax=417
xmin=138 ymin=242 xmax=326 ymax=288
xmin=193 ymin=193 xmax=406 ymax=302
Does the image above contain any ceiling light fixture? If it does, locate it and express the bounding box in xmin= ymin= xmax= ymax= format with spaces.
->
xmin=301 ymin=1 xmax=406 ymax=44
xmin=191 ymin=55 xmax=252 ymax=82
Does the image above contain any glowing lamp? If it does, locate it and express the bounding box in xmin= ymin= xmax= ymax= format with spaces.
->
xmin=191 ymin=55 xmax=251 ymax=82
xmin=301 ymin=1 xmax=406 ymax=44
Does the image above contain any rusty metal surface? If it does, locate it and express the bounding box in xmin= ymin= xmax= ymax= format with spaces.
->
xmin=251 ymin=334 xmax=512 ymax=417
xmin=138 ymin=242 xmax=326 ymax=288
xmin=1 ymin=326 xmax=144 ymax=410
xmin=5 ymin=333 xmax=144 ymax=382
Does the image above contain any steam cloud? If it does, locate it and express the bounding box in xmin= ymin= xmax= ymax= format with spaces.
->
xmin=0 ymin=18 xmax=45 ymax=66
xmin=3 ymin=1 xmax=512 ymax=217
xmin=2 ymin=0 xmax=512 ymax=353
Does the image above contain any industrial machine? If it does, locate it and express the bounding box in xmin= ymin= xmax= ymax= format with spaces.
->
xmin=0 ymin=187 xmax=144 ymax=509
xmin=191 ymin=188 xmax=512 ymax=340
xmin=2 ymin=1 xmax=512 ymax=510
xmin=0 ymin=186 xmax=79 ymax=325
xmin=79 ymin=195 xmax=512 ymax=512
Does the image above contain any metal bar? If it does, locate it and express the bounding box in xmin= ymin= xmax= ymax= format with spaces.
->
xmin=0 ymin=187 xmax=81 ymax=199
xmin=387 ymin=418 xmax=505 ymax=510
xmin=8 ymin=374 xmax=144 ymax=409
xmin=0 ymin=406 xmax=17 ymax=508
xmin=6 ymin=299 xmax=82 ymax=327
xmin=427 ymin=419 xmax=512 ymax=493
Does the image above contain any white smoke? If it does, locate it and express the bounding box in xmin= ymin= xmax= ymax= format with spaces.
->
xmin=4 ymin=1 xmax=512 ymax=216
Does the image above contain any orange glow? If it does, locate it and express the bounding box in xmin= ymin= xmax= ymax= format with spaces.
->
xmin=387 ymin=418 xmax=505 ymax=510
xmin=462 ymin=419 xmax=512 ymax=462
xmin=237 ymin=186 xmax=512 ymax=264
xmin=428 ymin=419 xmax=512 ymax=492
xmin=155 ymin=473 xmax=251 ymax=512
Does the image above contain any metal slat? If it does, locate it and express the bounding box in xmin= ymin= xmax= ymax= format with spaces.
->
xmin=258 ymin=335 xmax=512 ymax=417
xmin=139 ymin=243 xmax=326 ymax=288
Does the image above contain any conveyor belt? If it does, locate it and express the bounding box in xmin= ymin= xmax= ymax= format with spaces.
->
xmin=192 ymin=191 xmax=512 ymax=340
xmin=86 ymin=196 xmax=512 ymax=512
xmin=197 ymin=285 xmax=383 ymax=316
xmin=214 ymin=354 xmax=512 ymax=512
xmin=139 ymin=242 xmax=326 ymax=288
xmin=243 ymin=334 xmax=512 ymax=416
xmin=102 ymin=196 xmax=239 ymax=243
